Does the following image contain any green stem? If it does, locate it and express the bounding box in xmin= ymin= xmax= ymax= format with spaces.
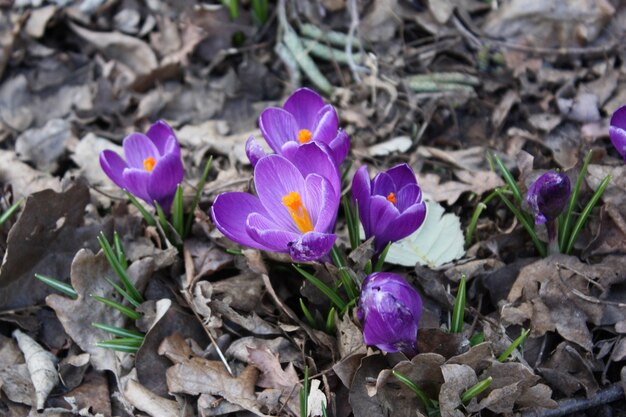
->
xmin=560 ymin=150 xmax=593 ymax=251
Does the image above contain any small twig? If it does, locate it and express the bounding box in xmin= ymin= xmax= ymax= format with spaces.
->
xmin=520 ymin=383 xmax=624 ymax=417
xmin=346 ymin=0 xmax=363 ymax=82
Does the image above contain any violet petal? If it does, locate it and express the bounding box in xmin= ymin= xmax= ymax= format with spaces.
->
xmin=211 ymin=192 xmax=269 ymax=248
xmin=245 ymin=136 xmax=268 ymax=167
xmin=329 ymin=129 xmax=350 ymax=165
xmin=291 ymin=142 xmax=341 ymax=196
xmin=303 ymin=173 xmax=338 ymax=233
xmin=283 ymin=87 xmax=325 ymax=130
xmin=259 ymin=107 xmax=299 ymax=154
xmin=385 ymin=164 xmax=417 ymax=190
xmin=311 ymin=105 xmax=339 ymax=144
xmin=122 ymin=168 xmax=152 ymax=204
xmin=146 ymin=120 xmax=179 ymax=156
xmin=352 ymin=165 xmax=372 ymax=236
xmin=99 ymin=150 xmax=128 ymax=189
xmin=147 ymin=152 xmax=184 ymax=212
xmin=288 ymin=231 xmax=336 ymax=262
xmin=122 ymin=133 xmax=160 ymax=169
xmin=246 ymin=212 xmax=299 ymax=251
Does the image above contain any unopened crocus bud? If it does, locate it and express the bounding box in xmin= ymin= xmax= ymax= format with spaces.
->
xmin=526 ymin=171 xmax=571 ymax=225
xmin=609 ymin=105 xmax=626 ymax=161
xmin=357 ymin=272 xmax=422 ymax=356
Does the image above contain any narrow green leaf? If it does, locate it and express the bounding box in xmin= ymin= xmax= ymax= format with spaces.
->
xmin=0 ymin=199 xmax=22 ymax=225
xmin=104 ymin=277 xmax=141 ymax=309
xmin=495 ymin=189 xmax=546 ymax=257
xmin=340 ymin=159 xmax=353 ymax=186
xmin=91 ymin=322 xmax=144 ymax=339
xmin=392 ymin=370 xmax=437 ymax=412
xmin=299 ymin=298 xmax=317 ymax=329
xmin=492 ymin=154 xmax=523 ymax=206
xmin=98 ymin=233 xmax=144 ymax=304
xmin=91 ymin=295 xmax=141 ymax=320
xmin=300 ymin=366 xmax=309 ymax=417
xmin=125 ymin=191 xmax=156 ymax=226
xmin=450 ymin=276 xmax=466 ymax=334
xmin=185 ymin=156 xmax=213 ymax=236
xmin=364 ymin=259 xmax=372 ymax=276
xmin=469 ymin=332 xmax=485 ymax=346
xmin=374 ymin=242 xmax=392 ymax=272
xmin=465 ymin=203 xmax=486 ymax=247
xmin=113 ymin=231 xmax=128 ymax=270
xmin=34 ymin=274 xmax=77 ymax=299
xmin=96 ymin=337 xmax=143 ymax=347
xmin=172 ymin=185 xmax=185 ymax=239
xmin=461 ymin=377 xmax=493 ymax=403
xmin=330 ymin=245 xmax=358 ymax=301
xmin=325 ymin=307 xmax=336 ymax=334
xmin=154 ymin=201 xmax=169 ymax=232
xmin=251 ymin=0 xmax=269 ymax=24
xmin=342 ymin=196 xmax=358 ymax=251
xmin=498 ymin=328 xmax=530 ymax=362
xmin=226 ymin=248 xmax=243 ymax=256
xmin=565 ymin=175 xmax=611 ymax=254
xmin=560 ymin=150 xmax=593 ymax=251
xmin=294 ymin=265 xmax=347 ymax=311
xmin=95 ymin=340 xmax=140 ymax=353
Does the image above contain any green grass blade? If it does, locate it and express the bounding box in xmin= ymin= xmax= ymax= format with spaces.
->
xmin=172 ymin=185 xmax=185 ymax=239
xmin=495 ymin=189 xmax=546 ymax=257
xmin=0 ymin=199 xmax=22 ymax=225
xmin=325 ymin=307 xmax=336 ymax=334
xmin=251 ymin=0 xmax=268 ymax=24
xmin=185 ymin=156 xmax=213 ymax=236
xmin=34 ymin=273 xmax=77 ymax=299
xmin=299 ymin=298 xmax=317 ymax=328
xmin=300 ymin=366 xmax=309 ymax=417
xmin=342 ymin=196 xmax=359 ymax=251
xmin=450 ymin=276 xmax=466 ymax=334
xmin=98 ymin=233 xmax=143 ymax=304
xmin=461 ymin=377 xmax=493 ymax=403
xmin=560 ymin=150 xmax=593 ymax=251
xmin=125 ymin=191 xmax=156 ymax=226
xmin=91 ymin=323 xmax=144 ymax=339
xmin=465 ymin=202 xmax=486 ymax=247
xmin=565 ymin=175 xmax=611 ymax=254
xmin=294 ymin=265 xmax=347 ymax=311
xmin=330 ymin=245 xmax=358 ymax=301
xmin=492 ymin=153 xmax=523 ymax=206
xmin=340 ymin=159 xmax=353 ymax=186
xmin=113 ymin=231 xmax=128 ymax=270
xmin=498 ymin=328 xmax=530 ymax=362
xmin=392 ymin=370 xmax=436 ymax=412
xmin=91 ymin=295 xmax=141 ymax=320
xmin=95 ymin=340 xmax=140 ymax=353
xmin=104 ymin=277 xmax=141 ymax=308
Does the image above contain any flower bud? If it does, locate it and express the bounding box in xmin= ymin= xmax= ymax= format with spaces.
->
xmin=357 ymin=272 xmax=422 ymax=356
xmin=526 ymin=171 xmax=571 ymax=225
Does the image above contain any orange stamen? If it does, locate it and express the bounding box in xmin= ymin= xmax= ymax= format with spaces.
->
xmin=143 ymin=156 xmax=156 ymax=172
xmin=281 ymin=191 xmax=314 ymax=233
xmin=387 ymin=192 xmax=396 ymax=205
xmin=297 ymin=129 xmax=312 ymax=144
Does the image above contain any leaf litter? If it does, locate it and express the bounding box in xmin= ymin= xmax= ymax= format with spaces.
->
xmin=0 ymin=0 xmax=625 ymax=416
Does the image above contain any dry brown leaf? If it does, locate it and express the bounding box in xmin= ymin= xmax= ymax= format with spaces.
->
xmin=160 ymin=333 xmax=271 ymax=417
xmin=15 ymin=118 xmax=75 ymax=173
xmin=123 ymin=379 xmax=191 ymax=417
xmin=0 ymin=363 xmax=35 ymax=407
xmin=439 ymin=364 xmax=477 ymax=417
xmin=0 ymin=149 xmax=60 ymax=199
xmin=247 ymin=346 xmax=299 ymax=390
xmin=13 ymin=329 xmax=58 ymax=411
xmin=336 ymin=312 xmax=364 ymax=359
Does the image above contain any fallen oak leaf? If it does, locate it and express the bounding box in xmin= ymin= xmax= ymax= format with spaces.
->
xmin=13 ymin=329 xmax=59 ymax=411
xmin=247 ymin=347 xmax=299 ymax=390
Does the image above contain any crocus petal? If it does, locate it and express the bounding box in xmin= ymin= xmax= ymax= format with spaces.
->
xmin=211 ymin=192 xmax=270 ymax=249
xmin=288 ymin=231 xmax=336 ymax=262
xmin=280 ymin=141 xmax=299 ymax=161
xmin=609 ymin=126 xmax=626 ymax=160
xmin=395 ymin=183 xmax=423 ymax=212
xmin=122 ymin=168 xmax=152 ymax=204
xmin=368 ymin=196 xmax=400 ymax=252
xmin=610 ymin=105 xmax=626 ymax=130
xmin=254 ymin=155 xmax=307 ymax=233
xmin=329 ymin=129 xmax=350 ymax=165
xmin=304 ymin=174 xmax=338 ymax=233
xmin=352 ymin=165 xmax=372 ymax=236
xmin=292 ymin=142 xmax=341 ymax=196
xmin=123 ymin=133 xmax=160 ymax=169
xmin=311 ymin=105 xmax=339 ymax=144
xmin=246 ymin=212 xmax=298 ymax=251
xmin=245 ymin=136 xmax=268 ymax=167
xmin=147 ymin=152 xmax=184 ymax=211
xmin=100 ymin=150 xmax=128 ymax=189
xmin=259 ymin=108 xmax=300 ymax=154
xmin=372 ymin=172 xmax=396 ymax=198
xmin=385 ymin=202 xmax=427 ymax=244
xmin=146 ymin=120 xmax=179 ymax=156
xmin=283 ymin=87 xmax=326 ymax=130
xmin=386 ymin=164 xmax=417 ymax=190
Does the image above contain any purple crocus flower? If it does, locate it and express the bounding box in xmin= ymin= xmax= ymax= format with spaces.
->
xmin=211 ymin=144 xmax=340 ymax=262
xmin=357 ymin=272 xmax=422 ymax=356
xmin=526 ymin=171 xmax=571 ymax=225
xmin=245 ymin=88 xmax=349 ymax=166
xmin=609 ymin=105 xmax=626 ymax=161
xmin=100 ymin=120 xmax=184 ymax=212
xmin=352 ymin=164 xmax=427 ymax=254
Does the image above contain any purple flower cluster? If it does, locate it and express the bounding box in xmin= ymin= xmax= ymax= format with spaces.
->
xmin=526 ymin=171 xmax=571 ymax=225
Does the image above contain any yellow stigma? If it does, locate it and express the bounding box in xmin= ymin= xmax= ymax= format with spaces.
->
xmin=387 ymin=192 xmax=396 ymax=205
xmin=143 ymin=156 xmax=156 ymax=172
xmin=281 ymin=191 xmax=314 ymax=233
xmin=297 ymin=129 xmax=312 ymax=144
